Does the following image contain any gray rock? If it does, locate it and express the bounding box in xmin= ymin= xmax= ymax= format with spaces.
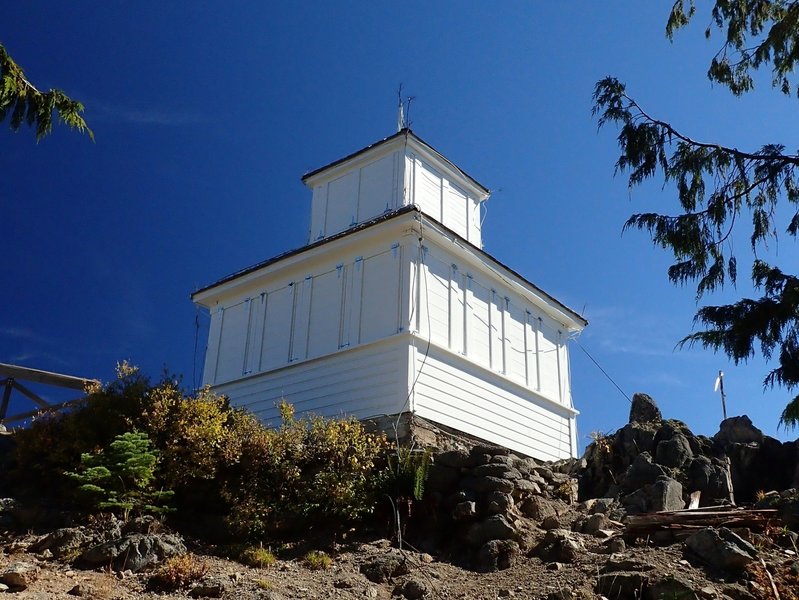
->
xmin=397 ymin=578 xmax=428 ymax=600
xmin=435 ymin=449 xmax=472 ymax=468
xmin=189 ymin=583 xmax=225 ymax=598
xmin=472 ymin=463 xmax=522 ymax=480
xmin=646 ymin=575 xmax=699 ymax=600
xmin=513 ymin=479 xmax=541 ymax=495
xmin=67 ymin=584 xmax=86 ymax=596
xmin=476 ymin=539 xmax=519 ymax=572
xmin=461 ymin=475 xmax=515 ymax=494
xmin=582 ymin=513 xmax=609 ymax=535
xmin=31 ymin=527 xmax=90 ymax=560
xmin=534 ymin=529 xmax=584 ymax=564
xmin=650 ymin=477 xmax=685 ymax=512
xmin=624 ymin=452 xmax=667 ymax=490
xmin=588 ymin=498 xmax=617 ymax=515
xmin=655 ymin=433 xmax=694 ymax=468
xmin=629 ymin=393 xmax=662 ymax=424
xmin=519 ymin=496 xmax=557 ymax=521
xmin=470 ymin=444 xmax=509 ymax=457
xmin=452 ymin=501 xmax=477 ymax=521
xmin=485 ymin=491 xmax=514 ymax=515
xmin=541 ymin=515 xmax=561 ymax=530
xmin=0 ymin=562 xmax=38 ymax=590
xmin=601 ymin=556 xmax=657 ymax=573
xmin=606 ymin=537 xmax=626 ymax=553
xmin=359 ymin=553 xmax=410 ymax=583
xmin=596 ymin=572 xmax=648 ymax=599
xmin=714 ymin=415 xmax=764 ymax=445
xmin=622 ymin=477 xmax=684 ymax=514
xmin=80 ymin=533 xmax=186 ymax=572
xmin=685 ymin=527 xmax=758 ymax=571
xmin=464 ymin=515 xmax=515 ymax=546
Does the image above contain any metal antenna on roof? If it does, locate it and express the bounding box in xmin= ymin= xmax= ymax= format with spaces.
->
xmin=397 ymin=84 xmax=405 ymax=132
xmin=396 ymin=84 xmax=414 ymax=131
xmin=404 ymin=95 xmax=415 ymax=130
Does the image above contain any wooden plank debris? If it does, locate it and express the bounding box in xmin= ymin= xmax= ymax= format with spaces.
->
xmin=625 ymin=505 xmax=780 ymax=539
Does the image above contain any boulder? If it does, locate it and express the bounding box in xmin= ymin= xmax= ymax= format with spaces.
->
xmin=629 ymin=393 xmax=662 ymax=424
xmin=476 ymin=539 xmax=519 ymax=572
xmin=685 ymin=527 xmax=757 ymax=571
xmin=461 ymin=475 xmax=515 ymax=494
xmin=464 ymin=515 xmax=515 ymax=546
xmin=435 ymin=449 xmax=472 ymax=469
xmin=655 ymin=433 xmax=693 ymax=468
xmin=623 ymin=453 xmax=667 ymax=491
xmin=472 ymin=463 xmax=522 ymax=480
xmin=80 ymin=533 xmax=186 ymax=572
xmin=645 ymin=575 xmax=699 ymax=600
xmin=596 ymin=572 xmax=648 ymax=599
xmin=714 ymin=415 xmax=764 ymax=445
xmin=360 ymin=552 xmax=410 ymax=583
xmin=519 ymin=496 xmax=557 ymax=522
xmin=30 ymin=527 xmax=91 ymax=559
xmin=622 ymin=477 xmax=684 ymax=514
xmin=395 ymin=578 xmax=428 ymax=600
xmin=485 ymin=491 xmax=513 ymax=516
xmin=470 ymin=444 xmax=510 ymax=458
xmin=533 ymin=529 xmax=584 ymax=564
xmin=0 ymin=562 xmax=38 ymax=590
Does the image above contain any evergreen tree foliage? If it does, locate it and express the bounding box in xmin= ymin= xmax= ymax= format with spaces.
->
xmin=593 ymin=1 xmax=799 ymax=428
xmin=0 ymin=43 xmax=93 ymax=141
xmin=66 ymin=431 xmax=174 ymax=518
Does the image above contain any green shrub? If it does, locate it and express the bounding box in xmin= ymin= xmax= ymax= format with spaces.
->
xmin=239 ymin=545 xmax=277 ymax=568
xmin=303 ymin=550 xmax=332 ymax=570
xmin=218 ymin=401 xmax=387 ymax=537
xmin=12 ymin=363 xmax=389 ymax=537
xmin=149 ymin=554 xmax=209 ymax=590
xmin=65 ymin=431 xmax=174 ymax=518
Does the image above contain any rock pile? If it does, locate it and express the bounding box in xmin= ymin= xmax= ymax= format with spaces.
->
xmin=578 ymin=393 xmax=799 ymax=509
xmin=422 ymin=443 xmax=580 ymax=571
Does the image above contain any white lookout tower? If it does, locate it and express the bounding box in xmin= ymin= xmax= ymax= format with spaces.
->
xmin=192 ymin=129 xmax=587 ymax=460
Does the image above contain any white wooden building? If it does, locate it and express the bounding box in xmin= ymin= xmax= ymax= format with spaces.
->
xmin=192 ymin=130 xmax=587 ymax=460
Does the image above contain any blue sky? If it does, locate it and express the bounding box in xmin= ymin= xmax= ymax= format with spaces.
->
xmin=3 ymin=2 xmax=798 ymax=448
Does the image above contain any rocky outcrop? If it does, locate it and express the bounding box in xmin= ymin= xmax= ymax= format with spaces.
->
xmin=423 ymin=444 xmax=579 ymax=571
xmin=579 ymin=392 xmax=799 ymax=506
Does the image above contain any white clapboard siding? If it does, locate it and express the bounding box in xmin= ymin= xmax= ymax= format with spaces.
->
xmin=525 ymin=312 xmax=540 ymax=392
xmin=309 ymin=185 xmax=327 ymax=241
xmin=490 ymin=291 xmax=504 ymax=373
xmin=419 ymin=250 xmax=451 ymax=347
xmin=307 ymin=267 xmax=345 ymax=359
xmin=325 ymin=172 xmax=359 ymax=234
xmin=412 ymin=342 xmax=575 ymax=461
xmin=213 ymin=337 xmax=409 ymax=427
xmin=445 ymin=182 xmax=469 ymax=241
xmin=415 ymin=160 xmax=443 ymax=222
xmin=466 ymin=276 xmax=491 ymax=369
xmin=358 ymin=154 xmax=394 ymax=222
xmin=505 ymin=299 xmax=527 ymax=386
xmin=260 ymin=284 xmax=295 ymax=371
xmin=538 ymin=317 xmax=561 ymax=403
xmin=215 ymin=298 xmax=251 ymax=383
xmin=449 ymin=265 xmax=465 ymax=354
xmin=245 ymin=294 xmax=266 ymax=376
xmin=469 ymin=198 xmax=482 ymax=246
xmin=360 ymin=249 xmax=401 ymax=344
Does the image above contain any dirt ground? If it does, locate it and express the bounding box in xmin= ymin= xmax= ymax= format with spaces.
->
xmin=1 ymin=521 xmax=797 ymax=600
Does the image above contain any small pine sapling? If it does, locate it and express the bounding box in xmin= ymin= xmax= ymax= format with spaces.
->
xmin=66 ymin=431 xmax=174 ymax=518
